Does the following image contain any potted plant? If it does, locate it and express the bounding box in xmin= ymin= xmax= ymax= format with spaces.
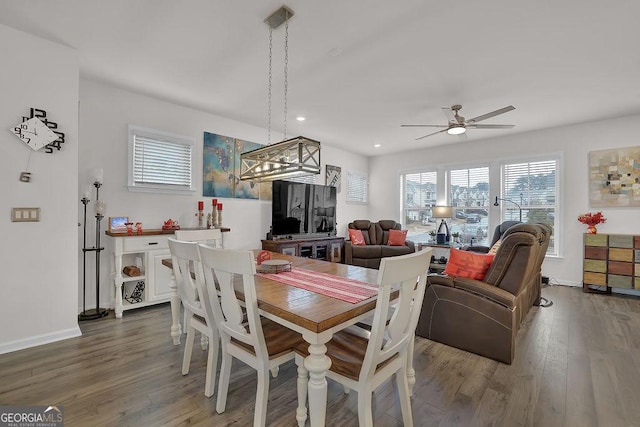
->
xmin=428 ymin=230 xmax=437 ymax=242
xmin=451 ymin=231 xmax=460 ymax=244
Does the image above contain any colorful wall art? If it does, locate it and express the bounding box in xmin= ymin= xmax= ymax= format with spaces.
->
xmin=589 ymin=145 xmax=640 ymax=207
xmin=202 ymin=132 xmax=271 ymax=200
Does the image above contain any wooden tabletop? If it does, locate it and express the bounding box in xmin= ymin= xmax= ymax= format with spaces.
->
xmin=163 ymin=250 xmax=381 ymax=334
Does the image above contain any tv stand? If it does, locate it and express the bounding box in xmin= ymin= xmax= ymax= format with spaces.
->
xmin=262 ymin=236 xmax=344 ymax=263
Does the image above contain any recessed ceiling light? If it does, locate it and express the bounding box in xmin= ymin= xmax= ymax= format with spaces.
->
xmin=374 ymin=144 xmax=381 ymax=148
xmin=296 ymin=116 xmax=306 ymax=122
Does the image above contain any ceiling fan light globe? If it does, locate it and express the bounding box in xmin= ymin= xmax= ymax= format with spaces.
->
xmin=447 ymin=125 xmax=466 ymax=135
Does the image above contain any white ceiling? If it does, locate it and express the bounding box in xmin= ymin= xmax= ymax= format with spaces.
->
xmin=1 ymin=1 xmax=639 ymax=156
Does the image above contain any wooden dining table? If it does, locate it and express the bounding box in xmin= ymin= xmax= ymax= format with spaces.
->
xmin=162 ymin=250 xmax=413 ymax=427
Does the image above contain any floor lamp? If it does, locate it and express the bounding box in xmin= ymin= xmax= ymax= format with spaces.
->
xmin=79 ymin=171 xmax=109 ymax=321
xmin=493 ymin=196 xmax=522 ymax=221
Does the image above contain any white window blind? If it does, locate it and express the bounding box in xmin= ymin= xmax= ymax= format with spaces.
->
xmin=128 ymin=126 xmax=194 ymax=193
xmin=347 ymin=171 xmax=368 ymax=204
xmin=449 ymin=167 xmax=490 ymax=208
xmin=502 ymin=158 xmax=559 ymax=255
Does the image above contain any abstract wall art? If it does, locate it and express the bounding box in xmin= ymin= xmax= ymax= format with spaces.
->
xmin=589 ymin=145 xmax=640 ymax=207
xmin=202 ymin=132 xmax=271 ymax=200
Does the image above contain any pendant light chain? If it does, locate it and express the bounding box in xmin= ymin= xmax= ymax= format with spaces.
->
xmin=283 ymin=11 xmax=289 ymax=140
xmin=267 ymin=27 xmax=273 ymax=144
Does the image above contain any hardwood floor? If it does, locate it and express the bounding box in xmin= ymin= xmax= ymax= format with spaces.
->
xmin=1 ymin=285 xmax=639 ymax=426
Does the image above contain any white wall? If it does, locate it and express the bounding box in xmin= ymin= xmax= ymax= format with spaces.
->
xmin=79 ymin=79 xmax=368 ymax=309
xmin=369 ymin=115 xmax=640 ymax=285
xmin=0 ymin=25 xmax=80 ymax=353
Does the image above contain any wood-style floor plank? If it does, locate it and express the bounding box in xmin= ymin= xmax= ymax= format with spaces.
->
xmin=1 ymin=285 xmax=639 ymax=426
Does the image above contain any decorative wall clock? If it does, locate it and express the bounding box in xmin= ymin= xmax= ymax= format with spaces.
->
xmin=10 ymin=108 xmax=66 ymax=154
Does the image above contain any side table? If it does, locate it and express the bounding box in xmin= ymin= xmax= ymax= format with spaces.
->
xmin=418 ymin=242 xmax=463 ymax=273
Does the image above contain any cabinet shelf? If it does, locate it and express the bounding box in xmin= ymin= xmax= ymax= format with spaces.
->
xmin=262 ymin=236 xmax=344 ymax=263
xmin=122 ymin=275 xmax=146 ymax=283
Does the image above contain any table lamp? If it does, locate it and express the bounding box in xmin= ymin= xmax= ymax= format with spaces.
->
xmin=432 ymin=206 xmax=453 ymax=244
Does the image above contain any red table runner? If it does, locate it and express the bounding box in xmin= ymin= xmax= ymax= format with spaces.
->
xmin=257 ymin=267 xmax=378 ymax=304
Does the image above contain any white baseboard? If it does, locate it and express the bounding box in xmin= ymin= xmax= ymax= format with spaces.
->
xmin=0 ymin=326 xmax=82 ymax=355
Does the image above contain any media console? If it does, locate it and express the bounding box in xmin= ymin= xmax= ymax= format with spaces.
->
xmin=261 ymin=236 xmax=344 ymax=263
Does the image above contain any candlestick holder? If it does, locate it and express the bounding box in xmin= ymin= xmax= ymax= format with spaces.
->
xmin=217 ymin=203 xmax=223 ymax=226
xmin=196 ymin=209 xmax=204 ymax=228
xmin=79 ymin=180 xmax=109 ymax=321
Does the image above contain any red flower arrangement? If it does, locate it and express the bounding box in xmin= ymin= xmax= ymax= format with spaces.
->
xmin=577 ymin=212 xmax=606 ymax=226
xmin=578 ymin=212 xmax=606 ymax=234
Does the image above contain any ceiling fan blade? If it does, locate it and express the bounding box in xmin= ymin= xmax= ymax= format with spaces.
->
xmin=401 ymin=124 xmax=449 ymax=128
xmin=416 ymin=128 xmax=448 ymax=141
xmin=441 ymin=106 xmax=458 ymax=124
xmin=467 ymin=105 xmax=515 ymax=124
xmin=466 ymin=124 xmax=515 ymax=129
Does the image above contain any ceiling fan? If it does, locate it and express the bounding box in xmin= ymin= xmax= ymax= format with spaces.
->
xmin=401 ymin=104 xmax=516 ymax=140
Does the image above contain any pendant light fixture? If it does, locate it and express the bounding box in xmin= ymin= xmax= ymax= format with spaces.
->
xmin=240 ymin=5 xmax=321 ymax=182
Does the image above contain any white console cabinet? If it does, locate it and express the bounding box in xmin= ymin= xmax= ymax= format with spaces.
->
xmin=106 ymin=232 xmax=173 ymax=318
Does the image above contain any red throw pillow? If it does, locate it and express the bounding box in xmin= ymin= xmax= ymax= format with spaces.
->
xmin=443 ymin=248 xmax=495 ymax=281
xmin=388 ymin=229 xmax=408 ymax=246
xmin=348 ymin=229 xmax=366 ymax=246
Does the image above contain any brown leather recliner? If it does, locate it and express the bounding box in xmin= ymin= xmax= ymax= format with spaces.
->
xmin=344 ymin=220 xmax=415 ymax=269
xmin=416 ymin=223 xmax=550 ymax=364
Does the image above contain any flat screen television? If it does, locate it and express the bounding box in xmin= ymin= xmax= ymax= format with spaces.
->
xmin=271 ymin=180 xmax=337 ymax=237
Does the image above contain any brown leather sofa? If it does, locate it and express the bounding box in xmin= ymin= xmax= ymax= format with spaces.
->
xmin=415 ymin=223 xmax=551 ymax=364
xmin=344 ymin=220 xmax=415 ymax=269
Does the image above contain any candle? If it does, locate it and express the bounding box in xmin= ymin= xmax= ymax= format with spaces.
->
xmin=82 ymin=187 xmax=91 ymax=200
xmin=217 ymin=203 xmax=223 ymax=210
xmin=198 ymin=201 xmax=204 ymax=210
xmin=212 ymin=198 xmax=217 ymax=206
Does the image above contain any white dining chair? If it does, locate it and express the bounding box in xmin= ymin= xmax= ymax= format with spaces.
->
xmin=197 ymin=245 xmax=305 ymax=427
xmin=175 ymin=228 xmax=223 ymax=347
xmin=175 ymin=228 xmax=223 ymax=248
xmin=167 ymin=238 xmax=220 ymax=397
xmin=294 ymin=249 xmax=432 ymax=427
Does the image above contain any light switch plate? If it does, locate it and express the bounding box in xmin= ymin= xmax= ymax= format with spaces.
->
xmin=11 ymin=207 xmax=40 ymax=222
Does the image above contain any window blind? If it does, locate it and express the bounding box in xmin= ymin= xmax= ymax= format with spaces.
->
xmin=132 ymin=133 xmax=192 ymax=190
xmin=502 ymin=158 xmax=559 ymax=255
xmin=449 ymin=167 xmax=490 ymax=207
xmin=347 ymin=171 xmax=368 ymax=203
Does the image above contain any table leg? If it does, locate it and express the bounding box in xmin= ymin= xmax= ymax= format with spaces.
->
xmin=303 ymin=334 xmax=332 ymax=427
xmin=169 ymin=269 xmax=182 ymax=345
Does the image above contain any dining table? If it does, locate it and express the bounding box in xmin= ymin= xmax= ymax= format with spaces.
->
xmin=162 ymin=250 xmax=415 ymax=427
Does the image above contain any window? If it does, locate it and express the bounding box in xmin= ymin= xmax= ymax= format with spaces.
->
xmin=401 ymin=171 xmax=437 ymax=242
xmin=449 ymin=166 xmax=490 ymax=245
xmin=128 ymin=125 xmax=195 ymax=193
xmin=501 ymin=158 xmax=559 ymax=255
xmin=346 ymin=170 xmax=368 ymax=204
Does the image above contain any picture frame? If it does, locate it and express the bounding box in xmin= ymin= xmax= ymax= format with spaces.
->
xmin=325 ymin=164 xmax=342 ymax=193
xmin=589 ymin=145 xmax=640 ymax=207
xmin=109 ymin=216 xmax=129 ymax=233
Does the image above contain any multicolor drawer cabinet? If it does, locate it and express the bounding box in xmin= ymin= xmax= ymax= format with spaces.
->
xmin=583 ymin=233 xmax=640 ymax=294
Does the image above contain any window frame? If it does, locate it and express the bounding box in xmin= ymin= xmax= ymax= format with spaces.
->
xmin=128 ymin=125 xmax=196 ymax=194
